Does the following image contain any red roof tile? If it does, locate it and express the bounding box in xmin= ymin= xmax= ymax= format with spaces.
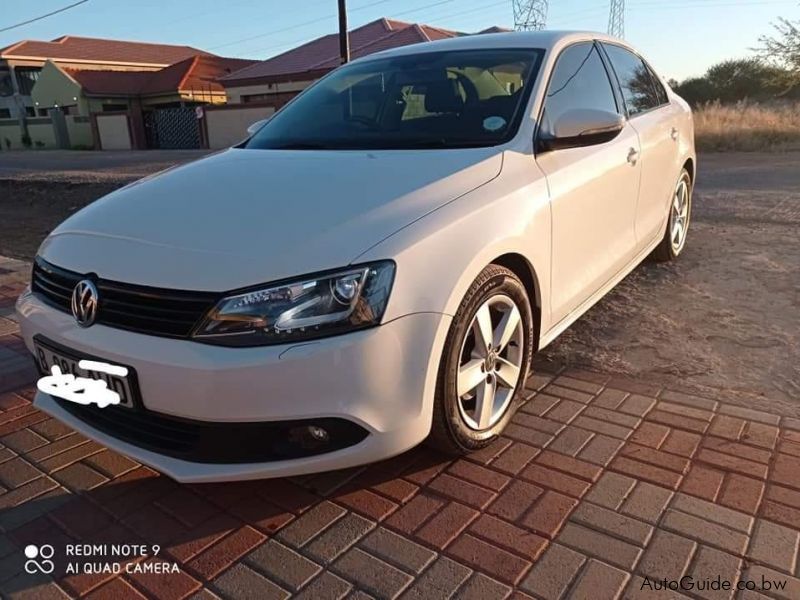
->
xmin=64 ymin=56 xmax=256 ymax=96
xmin=220 ymin=18 xmax=468 ymax=85
xmin=0 ymin=35 xmax=214 ymax=66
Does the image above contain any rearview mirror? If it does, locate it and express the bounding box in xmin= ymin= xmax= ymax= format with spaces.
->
xmin=538 ymin=109 xmax=624 ymax=152
xmin=247 ymin=118 xmax=270 ymax=137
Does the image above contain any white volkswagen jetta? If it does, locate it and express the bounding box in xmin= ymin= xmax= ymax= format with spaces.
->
xmin=16 ymin=31 xmax=694 ymax=482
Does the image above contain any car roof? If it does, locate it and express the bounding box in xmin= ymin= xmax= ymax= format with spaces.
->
xmin=355 ymin=30 xmax=631 ymax=62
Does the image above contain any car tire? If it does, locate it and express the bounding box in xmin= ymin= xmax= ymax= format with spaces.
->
xmin=653 ymin=168 xmax=692 ymax=262
xmin=428 ymin=264 xmax=533 ymax=455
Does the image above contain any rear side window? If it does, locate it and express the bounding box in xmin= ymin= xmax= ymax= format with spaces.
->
xmin=601 ymin=43 xmax=662 ymax=116
xmin=646 ymin=63 xmax=669 ymax=105
xmin=541 ymin=43 xmax=618 ymax=136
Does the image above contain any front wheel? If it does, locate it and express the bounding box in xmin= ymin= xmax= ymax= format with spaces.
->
xmin=428 ymin=265 xmax=533 ymax=454
xmin=653 ymin=168 xmax=692 ymax=262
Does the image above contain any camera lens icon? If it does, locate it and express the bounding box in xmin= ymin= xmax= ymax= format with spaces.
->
xmin=24 ymin=544 xmax=55 ymax=574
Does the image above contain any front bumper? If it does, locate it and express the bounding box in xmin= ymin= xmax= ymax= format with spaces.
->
xmin=17 ymin=290 xmax=450 ymax=482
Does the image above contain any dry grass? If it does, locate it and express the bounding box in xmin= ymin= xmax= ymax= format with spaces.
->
xmin=693 ymin=101 xmax=800 ymax=152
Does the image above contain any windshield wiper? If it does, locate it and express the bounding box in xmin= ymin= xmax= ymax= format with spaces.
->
xmin=269 ymin=142 xmax=332 ymax=150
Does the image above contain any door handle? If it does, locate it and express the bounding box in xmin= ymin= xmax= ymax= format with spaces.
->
xmin=627 ymin=147 xmax=639 ymax=165
xmin=670 ymin=127 xmax=679 ymax=141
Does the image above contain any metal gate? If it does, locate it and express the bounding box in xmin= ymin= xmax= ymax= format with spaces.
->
xmin=144 ymin=107 xmax=201 ymax=149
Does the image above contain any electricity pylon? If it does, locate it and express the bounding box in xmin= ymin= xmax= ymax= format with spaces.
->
xmin=513 ymin=0 xmax=548 ymax=31
xmin=608 ymin=0 xmax=625 ymax=38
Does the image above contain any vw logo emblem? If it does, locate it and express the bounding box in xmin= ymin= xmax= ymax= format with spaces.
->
xmin=71 ymin=280 xmax=99 ymax=327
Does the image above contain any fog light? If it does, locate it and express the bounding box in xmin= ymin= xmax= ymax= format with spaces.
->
xmin=308 ymin=425 xmax=329 ymax=442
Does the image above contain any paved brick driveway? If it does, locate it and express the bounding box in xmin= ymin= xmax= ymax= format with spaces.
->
xmin=1 ymin=256 xmax=800 ymax=600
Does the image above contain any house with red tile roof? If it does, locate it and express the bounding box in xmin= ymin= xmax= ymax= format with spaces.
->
xmin=219 ymin=18 xmax=507 ymax=109
xmin=0 ymin=35 xmax=216 ymax=120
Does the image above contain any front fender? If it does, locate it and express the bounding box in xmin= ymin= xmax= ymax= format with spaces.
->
xmin=355 ymin=150 xmax=553 ymax=336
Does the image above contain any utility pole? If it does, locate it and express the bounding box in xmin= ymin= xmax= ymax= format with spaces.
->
xmin=513 ymin=0 xmax=548 ymax=31
xmin=338 ymin=0 xmax=350 ymax=64
xmin=608 ymin=0 xmax=625 ymax=38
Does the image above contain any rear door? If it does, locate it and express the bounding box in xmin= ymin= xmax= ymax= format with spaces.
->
xmin=536 ymin=42 xmax=641 ymax=325
xmin=601 ymin=43 xmax=683 ymax=249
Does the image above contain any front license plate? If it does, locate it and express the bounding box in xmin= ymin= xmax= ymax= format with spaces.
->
xmin=33 ymin=337 xmax=138 ymax=409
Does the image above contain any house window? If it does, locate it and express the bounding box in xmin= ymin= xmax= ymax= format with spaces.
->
xmin=25 ymin=106 xmax=35 ymax=117
xmin=15 ymin=67 xmax=41 ymax=95
xmin=102 ymin=103 xmax=127 ymax=112
xmin=0 ymin=108 xmax=10 ymax=118
xmin=38 ymin=108 xmax=49 ymax=117
xmin=0 ymin=70 xmax=13 ymax=97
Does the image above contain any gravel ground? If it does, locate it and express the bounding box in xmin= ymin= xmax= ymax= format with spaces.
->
xmin=0 ymin=150 xmax=797 ymax=413
xmin=537 ymin=152 xmax=800 ymax=414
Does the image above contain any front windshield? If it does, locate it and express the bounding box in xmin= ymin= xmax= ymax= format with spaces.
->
xmin=245 ymin=48 xmax=544 ymax=150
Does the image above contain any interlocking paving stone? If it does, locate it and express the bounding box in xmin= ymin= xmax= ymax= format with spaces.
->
xmin=293 ymin=572 xmax=352 ymax=600
xmin=687 ymin=545 xmax=742 ymax=600
xmin=359 ymin=527 xmax=436 ymax=574
xmin=456 ymin=573 xmax=512 ymax=600
xmin=747 ymin=519 xmax=800 ymax=574
xmin=519 ymin=543 xmax=586 ymax=599
xmin=585 ymin=472 xmax=636 ymax=510
xmin=660 ymin=509 xmax=749 ymax=555
xmin=212 ymin=563 xmax=290 ymax=600
xmin=637 ymin=529 xmax=696 ymax=581
xmin=332 ymin=548 xmax=413 ymax=599
xmin=2 ymin=263 xmax=800 ymax=600
xmin=557 ymin=523 xmax=643 ymax=570
xmin=246 ymin=539 xmax=321 ymax=591
xmin=305 ymin=512 xmax=375 ymax=564
xmin=570 ymin=502 xmax=654 ymax=546
xmin=671 ymin=493 xmax=754 ymax=533
xmin=568 ymin=559 xmax=630 ymax=600
xmin=398 ymin=556 xmax=471 ymax=600
xmin=276 ymin=501 xmax=346 ymax=548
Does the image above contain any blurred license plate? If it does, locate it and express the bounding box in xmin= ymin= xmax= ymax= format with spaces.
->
xmin=33 ymin=338 xmax=136 ymax=409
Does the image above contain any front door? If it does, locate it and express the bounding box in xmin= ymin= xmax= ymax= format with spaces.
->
xmin=535 ymin=42 xmax=641 ymax=325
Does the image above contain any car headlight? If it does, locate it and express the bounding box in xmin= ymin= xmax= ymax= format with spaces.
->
xmin=192 ymin=261 xmax=395 ymax=347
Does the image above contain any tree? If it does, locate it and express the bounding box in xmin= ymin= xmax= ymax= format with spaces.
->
xmin=672 ymin=58 xmax=791 ymax=105
xmin=758 ymin=18 xmax=800 ymax=87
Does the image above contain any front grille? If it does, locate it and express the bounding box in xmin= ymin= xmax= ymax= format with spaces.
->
xmin=53 ymin=398 xmax=370 ymax=464
xmin=32 ymin=257 xmax=219 ymax=338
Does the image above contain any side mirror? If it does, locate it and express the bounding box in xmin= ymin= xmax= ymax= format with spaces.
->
xmin=247 ymin=118 xmax=270 ymax=137
xmin=538 ymin=108 xmax=624 ymax=152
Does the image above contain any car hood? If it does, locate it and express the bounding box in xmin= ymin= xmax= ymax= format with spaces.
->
xmin=40 ymin=147 xmax=502 ymax=291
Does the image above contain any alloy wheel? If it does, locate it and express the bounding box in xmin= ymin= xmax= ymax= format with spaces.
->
xmin=456 ymin=294 xmax=524 ymax=430
xmin=670 ymin=176 xmax=691 ymax=254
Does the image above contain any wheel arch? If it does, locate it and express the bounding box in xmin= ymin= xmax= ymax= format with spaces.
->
xmin=491 ymin=252 xmax=543 ymax=352
xmin=682 ymin=157 xmax=695 ymax=183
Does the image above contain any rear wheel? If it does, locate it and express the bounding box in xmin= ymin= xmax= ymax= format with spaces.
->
xmin=429 ymin=265 xmax=533 ymax=454
xmin=653 ymin=168 xmax=692 ymax=262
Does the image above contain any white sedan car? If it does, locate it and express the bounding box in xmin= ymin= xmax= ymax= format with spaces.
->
xmin=16 ymin=31 xmax=695 ymax=482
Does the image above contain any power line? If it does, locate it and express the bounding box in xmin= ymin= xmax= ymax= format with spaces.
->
xmin=239 ymin=0 xmax=503 ymax=57
xmin=208 ymin=0 xmax=395 ymax=51
xmin=513 ymin=0 xmax=548 ymax=31
xmin=0 ymin=0 xmax=90 ymax=34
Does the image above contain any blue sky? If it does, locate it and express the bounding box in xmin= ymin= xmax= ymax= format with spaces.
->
xmin=1 ymin=0 xmax=798 ymax=80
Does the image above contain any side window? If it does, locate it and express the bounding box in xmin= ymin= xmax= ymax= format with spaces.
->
xmin=646 ymin=63 xmax=669 ymax=105
xmin=601 ymin=44 xmax=660 ymax=115
xmin=541 ymin=43 xmax=618 ymax=136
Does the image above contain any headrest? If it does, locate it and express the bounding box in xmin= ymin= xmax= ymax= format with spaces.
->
xmin=424 ymin=79 xmax=464 ymax=114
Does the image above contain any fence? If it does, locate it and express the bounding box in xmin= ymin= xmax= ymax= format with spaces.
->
xmin=203 ymin=103 xmax=275 ymax=149
xmin=0 ymin=115 xmax=92 ymax=150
